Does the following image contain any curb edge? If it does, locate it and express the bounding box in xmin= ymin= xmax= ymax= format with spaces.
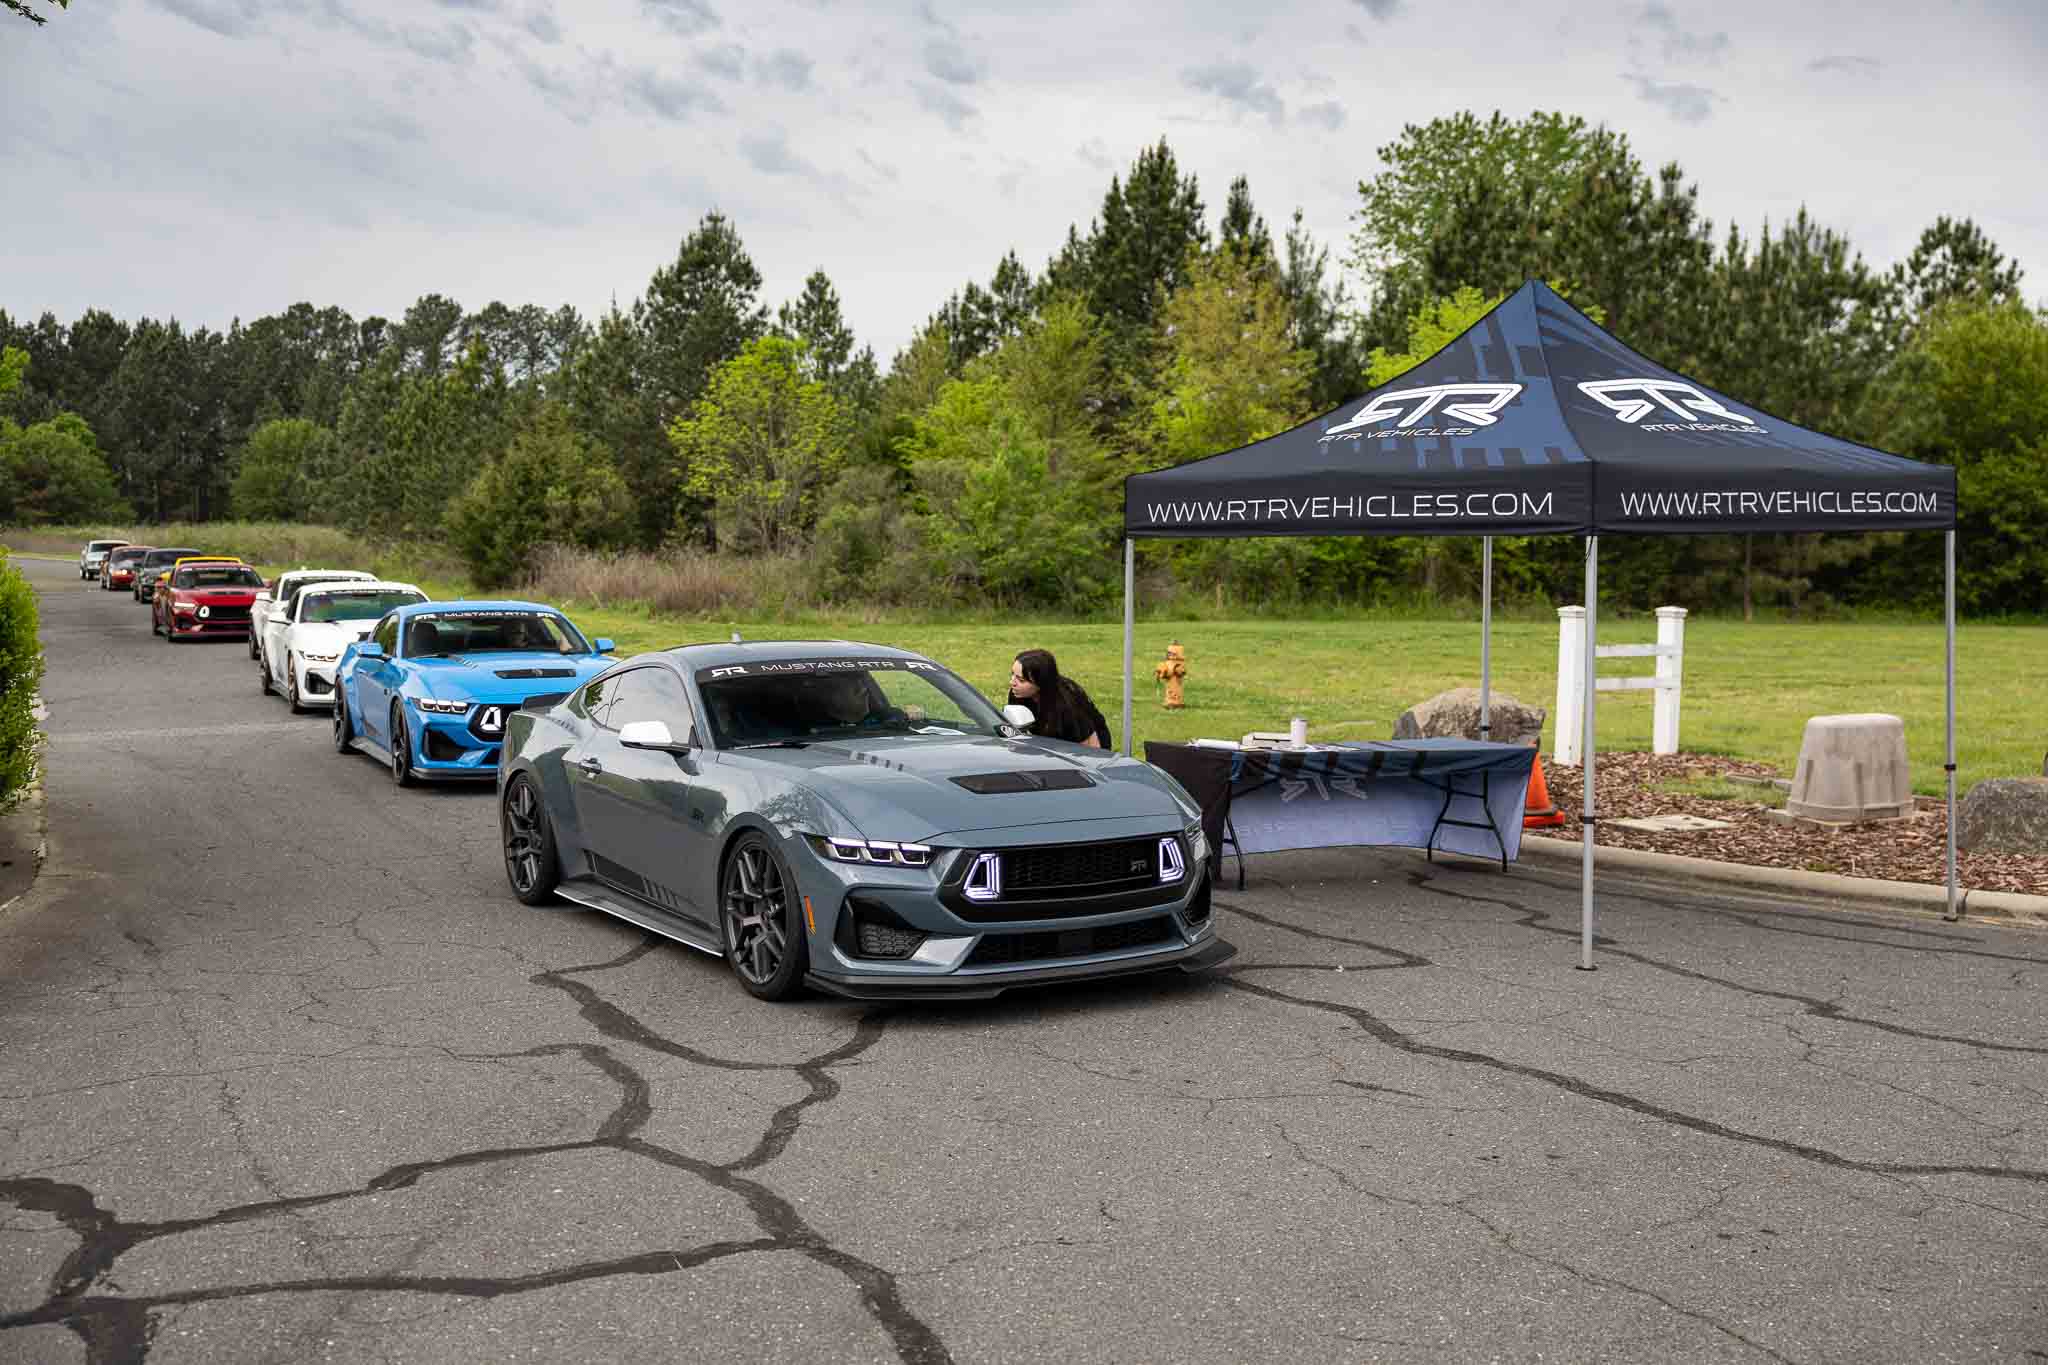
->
xmin=1519 ymin=834 xmax=2048 ymax=928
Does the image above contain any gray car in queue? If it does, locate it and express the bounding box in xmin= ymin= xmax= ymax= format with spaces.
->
xmin=495 ymin=640 xmax=1232 ymax=1001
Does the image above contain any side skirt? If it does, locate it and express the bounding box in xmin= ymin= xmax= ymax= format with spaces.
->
xmin=554 ymin=876 xmax=724 ymax=958
xmin=353 ymin=736 xmax=394 ymax=767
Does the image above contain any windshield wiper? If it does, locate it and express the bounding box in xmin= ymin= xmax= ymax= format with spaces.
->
xmin=734 ymin=740 xmax=809 ymax=749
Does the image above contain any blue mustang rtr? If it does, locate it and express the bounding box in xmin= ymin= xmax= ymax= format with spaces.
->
xmin=332 ymin=600 xmax=617 ymax=785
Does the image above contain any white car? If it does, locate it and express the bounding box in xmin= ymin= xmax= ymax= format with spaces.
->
xmin=262 ymin=580 xmax=428 ymax=711
xmin=250 ymin=569 xmax=379 ymax=664
xmin=79 ymin=539 xmax=126 ymax=580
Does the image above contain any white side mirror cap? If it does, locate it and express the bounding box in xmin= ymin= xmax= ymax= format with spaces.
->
xmin=619 ymin=719 xmax=680 ymax=750
xmin=1000 ymin=704 xmax=1035 ymax=728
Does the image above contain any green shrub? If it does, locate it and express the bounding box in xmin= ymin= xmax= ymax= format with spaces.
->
xmin=448 ymin=405 xmax=636 ymax=588
xmin=0 ymin=550 xmax=44 ymax=808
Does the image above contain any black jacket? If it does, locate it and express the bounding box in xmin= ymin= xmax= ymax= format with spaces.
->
xmin=1013 ymin=678 xmax=1113 ymax=748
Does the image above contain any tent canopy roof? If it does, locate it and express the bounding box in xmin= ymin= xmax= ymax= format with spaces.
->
xmin=1123 ymin=281 xmax=1954 ymax=539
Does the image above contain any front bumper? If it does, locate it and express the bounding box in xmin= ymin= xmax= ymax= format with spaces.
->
xmin=796 ymin=833 xmax=1227 ymax=999
xmin=805 ymin=935 xmax=1235 ymax=1000
xmin=405 ymin=710 xmax=501 ymax=780
xmin=167 ymin=614 xmax=251 ymax=638
xmin=293 ymin=659 xmax=339 ymax=707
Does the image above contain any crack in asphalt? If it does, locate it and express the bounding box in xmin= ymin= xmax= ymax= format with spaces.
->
xmin=1220 ymin=973 xmax=2048 ymax=1187
xmin=0 ymin=940 xmax=951 ymax=1365
xmin=1404 ymin=869 xmax=2048 ymax=1057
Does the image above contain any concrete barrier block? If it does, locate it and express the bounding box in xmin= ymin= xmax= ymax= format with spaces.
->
xmin=1784 ymin=713 xmax=1913 ymax=824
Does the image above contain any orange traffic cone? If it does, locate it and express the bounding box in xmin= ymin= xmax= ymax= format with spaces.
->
xmin=1523 ymin=752 xmax=1566 ymax=829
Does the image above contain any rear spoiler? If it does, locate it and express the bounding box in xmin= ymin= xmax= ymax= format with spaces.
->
xmin=519 ymin=692 xmax=571 ymax=714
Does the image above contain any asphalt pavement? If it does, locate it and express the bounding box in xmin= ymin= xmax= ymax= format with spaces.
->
xmin=2 ymin=553 xmax=2045 ymax=1364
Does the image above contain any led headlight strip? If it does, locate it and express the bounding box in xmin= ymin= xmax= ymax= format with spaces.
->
xmin=814 ymin=836 xmax=933 ymax=868
xmin=415 ymin=698 xmax=470 ymax=715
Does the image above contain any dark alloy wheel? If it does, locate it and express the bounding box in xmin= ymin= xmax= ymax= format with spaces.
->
xmin=332 ymin=690 xmax=353 ymax=754
xmin=260 ymin=651 xmax=275 ymax=695
xmin=389 ymin=704 xmax=416 ymax=787
xmin=720 ymin=834 xmax=807 ymax=1001
xmin=285 ymin=655 xmax=304 ymax=713
xmin=501 ymin=774 xmax=560 ymax=906
xmin=247 ymin=629 xmax=259 ymax=661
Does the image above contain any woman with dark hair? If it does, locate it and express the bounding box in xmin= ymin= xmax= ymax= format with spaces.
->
xmin=1007 ymin=648 xmax=1112 ymax=749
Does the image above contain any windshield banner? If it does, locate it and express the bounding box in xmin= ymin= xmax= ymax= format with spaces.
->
xmin=695 ymin=658 xmax=942 ymax=682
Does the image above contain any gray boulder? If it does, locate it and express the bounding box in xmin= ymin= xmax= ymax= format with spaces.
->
xmin=1956 ymin=778 xmax=2048 ymax=854
xmin=1392 ymin=687 xmax=1545 ymax=747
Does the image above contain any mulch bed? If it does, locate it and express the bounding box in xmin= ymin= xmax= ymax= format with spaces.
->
xmin=1536 ymin=752 xmax=2048 ymax=898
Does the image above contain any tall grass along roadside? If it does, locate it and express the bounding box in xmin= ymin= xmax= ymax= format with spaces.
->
xmin=8 ymin=524 xmax=2037 ymax=795
xmin=0 ymin=549 xmax=45 ymax=809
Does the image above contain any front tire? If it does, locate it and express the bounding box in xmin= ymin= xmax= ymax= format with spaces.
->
xmin=260 ymin=651 xmax=275 ymax=695
xmin=285 ymin=655 xmax=305 ymax=713
xmin=501 ymin=774 xmax=561 ymax=905
xmin=720 ymin=834 xmax=807 ymax=1001
xmin=333 ymin=689 xmax=353 ymax=754
xmin=389 ymin=704 xmax=417 ymax=787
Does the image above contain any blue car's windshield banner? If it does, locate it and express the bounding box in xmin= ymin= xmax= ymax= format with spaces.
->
xmin=1124 ymin=281 xmax=1954 ymax=539
xmin=695 ymin=658 xmax=943 ymax=683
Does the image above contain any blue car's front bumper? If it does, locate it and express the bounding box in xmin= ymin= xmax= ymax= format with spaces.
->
xmin=406 ymin=710 xmax=502 ymax=780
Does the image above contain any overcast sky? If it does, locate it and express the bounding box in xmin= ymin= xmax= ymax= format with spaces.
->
xmin=4 ymin=0 xmax=2043 ymax=362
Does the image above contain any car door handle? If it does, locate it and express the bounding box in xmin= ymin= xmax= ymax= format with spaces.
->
xmin=576 ymin=757 xmax=603 ymax=776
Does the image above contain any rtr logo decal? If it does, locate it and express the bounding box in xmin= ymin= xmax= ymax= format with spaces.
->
xmin=1320 ymin=383 xmax=1523 ymax=442
xmin=1578 ymin=379 xmax=1765 ymax=432
xmin=707 ymin=666 xmax=749 ymax=678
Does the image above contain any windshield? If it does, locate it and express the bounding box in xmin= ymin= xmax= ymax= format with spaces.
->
xmin=404 ymin=611 xmax=588 ymax=657
xmin=145 ymin=549 xmax=199 ymax=567
xmin=696 ymin=658 xmax=1005 ymax=747
xmin=175 ymin=566 xmax=264 ymax=589
xmin=88 ymin=541 xmax=124 ymax=552
xmin=109 ymin=549 xmax=147 ymax=565
xmin=304 ymin=590 xmax=425 ymax=623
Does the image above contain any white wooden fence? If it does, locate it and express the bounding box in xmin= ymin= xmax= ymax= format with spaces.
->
xmin=1554 ymin=606 xmax=1686 ymax=766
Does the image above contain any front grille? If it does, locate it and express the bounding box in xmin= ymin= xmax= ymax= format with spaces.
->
xmin=1003 ymin=838 xmax=1157 ymax=899
xmin=965 ymin=917 xmax=1173 ymax=968
xmin=203 ymin=604 xmax=251 ymax=623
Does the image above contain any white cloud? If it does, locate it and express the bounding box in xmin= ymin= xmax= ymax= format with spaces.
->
xmin=4 ymin=0 xmax=2041 ymax=369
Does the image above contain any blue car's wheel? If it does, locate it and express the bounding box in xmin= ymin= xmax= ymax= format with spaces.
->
xmin=389 ymin=704 xmax=417 ymax=787
xmin=721 ymin=834 xmax=806 ymax=1001
xmin=333 ymin=689 xmax=352 ymax=753
xmin=501 ymin=775 xmax=560 ymax=906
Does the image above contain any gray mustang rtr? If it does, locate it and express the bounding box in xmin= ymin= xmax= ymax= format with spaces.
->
xmin=496 ymin=641 xmax=1233 ymax=1001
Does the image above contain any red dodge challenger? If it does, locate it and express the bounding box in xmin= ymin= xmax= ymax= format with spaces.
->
xmin=153 ymin=562 xmax=266 ymax=641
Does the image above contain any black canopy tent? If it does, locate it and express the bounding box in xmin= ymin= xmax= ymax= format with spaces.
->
xmin=1120 ymin=281 xmax=1960 ymax=967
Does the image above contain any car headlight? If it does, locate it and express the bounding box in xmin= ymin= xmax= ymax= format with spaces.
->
xmin=177 ymin=602 xmax=201 ymax=616
xmin=807 ymin=835 xmax=933 ymax=868
xmin=301 ymin=652 xmax=339 ymax=664
xmin=414 ymin=698 xmax=470 ymax=715
xmin=1184 ymin=820 xmax=1209 ymax=865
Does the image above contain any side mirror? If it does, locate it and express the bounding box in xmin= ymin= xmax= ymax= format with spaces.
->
xmin=618 ymin=719 xmax=688 ymax=752
xmin=594 ymin=638 xmax=616 ymax=654
xmin=355 ymin=643 xmax=386 ymax=662
xmin=1000 ymin=704 xmax=1035 ymax=729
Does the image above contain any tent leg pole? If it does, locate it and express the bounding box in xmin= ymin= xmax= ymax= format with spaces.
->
xmin=1579 ymin=535 xmax=1598 ymax=972
xmin=1480 ymin=537 xmax=1492 ymax=742
xmin=1121 ymin=538 xmax=1135 ymax=759
xmin=1945 ymin=529 xmax=1958 ymax=921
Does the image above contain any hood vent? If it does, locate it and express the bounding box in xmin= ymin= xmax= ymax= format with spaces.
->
xmin=495 ymin=667 xmax=579 ymax=679
xmin=951 ymin=770 xmax=1095 ymax=795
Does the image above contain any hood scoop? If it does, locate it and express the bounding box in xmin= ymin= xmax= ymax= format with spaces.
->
xmin=495 ymin=667 xmax=579 ymax=679
xmin=951 ymin=770 xmax=1095 ymax=794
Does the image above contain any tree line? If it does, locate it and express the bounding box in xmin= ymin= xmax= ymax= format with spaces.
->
xmin=3 ymin=111 xmax=2043 ymax=615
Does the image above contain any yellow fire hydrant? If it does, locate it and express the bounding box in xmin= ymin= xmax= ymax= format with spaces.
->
xmin=1154 ymin=641 xmax=1188 ymax=709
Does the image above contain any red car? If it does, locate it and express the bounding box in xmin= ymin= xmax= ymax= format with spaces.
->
xmin=153 ymin=562 xmax=266 ymax=641
xmin=103 ymin=545 xmax=151 ymax=592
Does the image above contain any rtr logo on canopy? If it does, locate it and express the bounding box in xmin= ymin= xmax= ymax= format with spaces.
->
xmin=1577 ymin=379 xmax=1765 ymax=433
xmin=1319 ymin=383 xmax=1523 ymax=443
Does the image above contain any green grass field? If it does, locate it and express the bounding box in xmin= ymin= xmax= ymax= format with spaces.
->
xmin=12 ymin=528 xmax=2039 ymax=794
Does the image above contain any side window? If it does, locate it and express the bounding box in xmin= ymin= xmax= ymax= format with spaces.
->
xmin=579 ymin=674 xmax=614 ymax=728
xmin=605 ymin=669 xmax=693 ymax=734
xmin=372 ymin=615 xmax=399 ymax=654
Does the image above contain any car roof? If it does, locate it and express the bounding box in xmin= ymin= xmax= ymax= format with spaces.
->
xmin=278 ymin=568 xmax=376 ymax=583
xmin=173 ymin=555 xmax=241 ymax=565
xmin=297 ymin=580 xmax=423 ymax=598
xmin=391 ymin=600 xmax=567 ymax=619
xmin=664 ymin=639 xmax=931 ymax=670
